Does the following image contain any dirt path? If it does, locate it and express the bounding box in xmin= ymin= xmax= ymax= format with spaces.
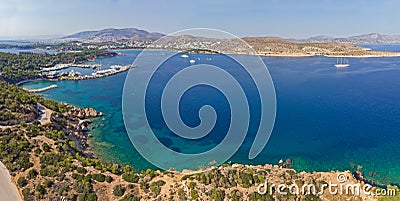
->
xmin=0 ymin=104 xmax=53 ymax=130
xmin=37 ymin=104 xmax=53 ymax=125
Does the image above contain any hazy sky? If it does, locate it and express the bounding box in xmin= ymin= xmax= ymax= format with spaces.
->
xmin=1 ymin=0 xmax=399 ymax=39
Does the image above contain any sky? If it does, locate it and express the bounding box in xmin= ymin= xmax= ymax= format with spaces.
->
xmin=1 ymin=0 xmax=400 ymax=39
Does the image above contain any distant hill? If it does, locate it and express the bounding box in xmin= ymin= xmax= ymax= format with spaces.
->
xmin=241 ymin=36 xmax=375 ymax=56
xmin=296 ymin=33 xmax=400 ymax=44
xmin=61 ymin=27 xmax=400 ymax=45
xmin=56 ymin=28 xmax=399 ymax=56
xmin=61 ymin=28 xmax=165 ymax=42
xmin=149 ymin=35 xmax=393 ymax=56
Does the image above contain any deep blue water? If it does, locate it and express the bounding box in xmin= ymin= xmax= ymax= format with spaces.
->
xmin=23 ymin=47 xmax=400 ymax=185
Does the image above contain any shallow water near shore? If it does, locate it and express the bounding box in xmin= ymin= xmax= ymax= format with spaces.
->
xmin=24 ymin=47 xmax=400 ymax=185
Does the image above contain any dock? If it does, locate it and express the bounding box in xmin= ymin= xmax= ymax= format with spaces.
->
xmin=41 ymin=63 xmax=102 ymax=72
xmin=26 ymin=85 xmax=58 ymax=93
xmin=56 ymin=65 xmax=135 ymax=81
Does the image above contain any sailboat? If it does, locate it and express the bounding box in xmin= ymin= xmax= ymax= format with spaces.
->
xmin=334 ymin=57 xmax=350 ymax=68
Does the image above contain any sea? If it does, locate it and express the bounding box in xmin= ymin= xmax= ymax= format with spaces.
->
xmin=22 ymin=46 xmax=400 ymax=185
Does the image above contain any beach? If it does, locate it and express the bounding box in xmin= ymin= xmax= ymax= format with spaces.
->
xmin=0 ymin=161 xmax=21 ymax=201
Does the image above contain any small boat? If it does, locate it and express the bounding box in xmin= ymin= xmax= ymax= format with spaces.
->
xmin=181 ymin=54 xmax=189 ymax=58
xmin=110 ymin=65 xmax=122 ymax=70
xmin=189 ymin=59 xmax=196 ymax=64
xmin=335 ymin=57 xmax=350 ymax=68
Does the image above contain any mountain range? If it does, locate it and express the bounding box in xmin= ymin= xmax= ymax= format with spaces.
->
xmin=61 ymin=28 xmax=165 ymax=42
xmin=294 ymin=33 xmax=400 ymax=44
xmin=60 ymin=28 xmax=400 ymax=44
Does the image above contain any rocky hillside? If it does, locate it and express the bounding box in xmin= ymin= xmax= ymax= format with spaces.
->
xmin=62 ymin=28 xmax=165 ymax=42
xmin=242 ymin=36 xmax=380 ymax=56
xmin=151 ymin=35 xmax=397 ymax=56
xmin=296 ymin=33 xmax=400 ymax=44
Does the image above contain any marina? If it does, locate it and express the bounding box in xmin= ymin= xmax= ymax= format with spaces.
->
xmin=41 ymin=63 xmax=102 ymax=72
xmin=53 ymin=65 xmax=135 ymax=81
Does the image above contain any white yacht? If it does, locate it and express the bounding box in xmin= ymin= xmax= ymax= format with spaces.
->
xmin=335 ymin=57 xmax=350 ymax=68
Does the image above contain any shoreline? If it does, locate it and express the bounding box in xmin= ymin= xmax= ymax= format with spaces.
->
xmin=19 ymin=65 xmax=134 ymax=90
xmin=0 ymin=161 xmax=22 ymax=201
xmin=114 ymin=47 xmax=400 ymax=58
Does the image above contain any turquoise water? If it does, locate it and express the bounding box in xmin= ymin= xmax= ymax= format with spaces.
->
xmin=24 ymin=48 xmax=400 ymax=185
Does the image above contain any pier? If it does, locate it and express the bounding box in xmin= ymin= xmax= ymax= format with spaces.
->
xmin=55 ymin=65 xmax=135 ymax=81
xmin=26 ymin=85 xmax=58 ymax=93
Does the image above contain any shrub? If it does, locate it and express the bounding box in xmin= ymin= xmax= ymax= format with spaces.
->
xmin=34 ymin=148 xmax=42 ymax=155
xmin=189 ymin=181 xmax=196 ymax=189
xmin=42 ymin=143 xmax=51 ymax=152
xmin=77 ymin=167 xmax=87 ymax=174
xmin=35 ymin=183 xmax=45 ymax=199
xmin=122 ymin=172 xmax=139 ymax=183
xmin=73 ymin=181 xmax=93 ymax=194
xmin=123 ymin=165 xmax=132 ymax=173
xmin=211 ymin=189 xmax=225 ymax=201
xmin=248 ymin=192 xmax=274 ymax=201
xmin=106 ymin=175 xmax=113 ymax=183
xmin=150 ymin=183 xmax=162 ymax=196
xmin=91 ymin=173 xmax=106 ymax=182
xmin=22 ymin=188 xmax=31 ymax=199
xmin=43 ymin=180 xmax=53 ymax=188
xmin=78 ymin=192 xmax=97 ymax=201
xmin=119 ymin=194 xmax=140 ymax=201
xmin=190 ymin=189 xmax=198 ymax=200
xmin=40 ymin=165 xmax=58 ymax=177
xmin=113 ymin=185 xmax=126 ymax=197
xmin=27 ymin=169 xmax=38 ymax=180
xmin=17 ymin=177 xmax=28 ymax=187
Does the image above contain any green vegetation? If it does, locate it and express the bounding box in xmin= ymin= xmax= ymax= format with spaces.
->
xmin=119 ymin=194 xmax=141 ymax=201
xmin=27 ymin=169 xmax=38 ymax=180
xmin=248 ymin=192 xmax=275 ymax=201
xmin=0 ymin=81 xmax=124 ymax=200
xmin=91 ymin=173 xmax=106 ymax=182
xmin=190 ymin=189 xmax=199 ymax=200
xmin=122 ymin=172 xmax=140 ymax=183
xmin=0 ymin=50 xmax=115 ymax=83
xmin=113 ymin=184 xmax=126 ymax=197
xmin=210 ymin=189 xmax=225 ymax=201
xmin=17 ymin=176 xmax=28 ymax=187
xmin=0 ymin=127 xmax=33 ymax=172
xmin=106 ymin=175 xmax=113 ymax=183
xmin=149 ymin=180 xmax=166 ymax=196
xmin=78 ymin=192 xmax=98 ymax=201
xmin=0 ymin=81 xmax=39 ymax=125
